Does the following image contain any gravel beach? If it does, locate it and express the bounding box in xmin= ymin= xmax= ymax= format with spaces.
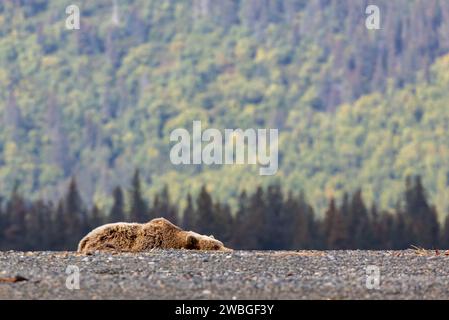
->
xmin=0 ymin=250 xmax=448 ymax=299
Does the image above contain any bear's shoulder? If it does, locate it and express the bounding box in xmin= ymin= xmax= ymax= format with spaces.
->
xmin=88 ymin=222 xmax=142 ymax=236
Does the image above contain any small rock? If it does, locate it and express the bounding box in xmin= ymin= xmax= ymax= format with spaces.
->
xmin=0 ymin=275 xmax=28 ymax=283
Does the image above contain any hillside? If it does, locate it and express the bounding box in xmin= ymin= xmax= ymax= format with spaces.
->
xmin=1 ymin=0 xmax=449 ymax=216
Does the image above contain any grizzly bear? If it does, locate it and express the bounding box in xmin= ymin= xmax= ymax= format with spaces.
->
xmin=77 ymin=217 xmax=231 ymax=254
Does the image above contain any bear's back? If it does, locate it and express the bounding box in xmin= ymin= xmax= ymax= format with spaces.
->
xmin=78 ymin=222 xmax=148 ymax=253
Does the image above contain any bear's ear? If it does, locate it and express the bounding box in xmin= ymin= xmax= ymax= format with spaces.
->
xmin=186 ymin=234 xmax=199 ymax=249
xmin=209 ymin=235 xmax=215 ymax=239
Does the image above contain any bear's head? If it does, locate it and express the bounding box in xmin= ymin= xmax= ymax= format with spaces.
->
xmin=147 ymin=217 xmax=232 ymax=251
xmin=185 ymin=231 xmax=232 ymax=252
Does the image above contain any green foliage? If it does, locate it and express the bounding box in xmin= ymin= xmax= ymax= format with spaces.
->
xmin=1 ymin=0 xmax=449 ymax=220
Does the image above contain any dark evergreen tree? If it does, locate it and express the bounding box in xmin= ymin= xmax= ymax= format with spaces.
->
xmin=323 ymin=198 xmax=347 ymax=249
xmin=346 ymin=190 xmax=373 ymax=249
xmin=243 ymin=186 xmax=266 ymax=249
xmin=4 ymin=183 xmax=27 ymax=249
xmin=211 ymin=202 xmax=234 ymax=244
xmin=63 ymin=177 xmax=88 ymax=248
xmin=151 ymin=186 xmax=178 ymax=224
xmin=231 ymin=191 xmax=250 ymax=249
xmin=392 ymin=207 xmax=410 ymax=250
xmin=262 ymin=184 xmax=289 ymax=249
xmin=195 ymin=186 xmax=215 ymax=235
xmin=369 ymin=204 xmax=383 ymax=249
xmin=89 ymin=204 xmax=104 ymax=229
xmin=289 ymin=191 xmax=316 ymax=249
xmin=109 ymin=186 xmax=125 ymax=223
xmin=376 ymin=211 xmax=394 ymax=249
xmin=24 ymin=200 xmax=43 ymax=250
xmin=404 ymin=176 xmax=439 ymax=248
xmin=52 ymin=200 xmax=66 ymax=250
xmin=35 ymin=200 xmax=52 ymax=250
xmin=129 ymin=169 xmax=148 ymax=223
xmin=182 ymin=193 xmax=196 ymax=231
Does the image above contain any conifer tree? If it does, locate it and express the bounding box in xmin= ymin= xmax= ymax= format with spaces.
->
xmin=90 ymin=204 xmax=104 ymax=229
xmin=262 ymin=184 xmax=288 ymax=249
xmin=52 ymin=200 xmax=66 ymax=250
xmin=404 ymin=176 xmax=439 ymax=248
xmin=369 ymin=204 xmax=383 ymax=249
xmin=392 ymin=207 xmax=410 ymax=250
xmin=129 ymin=169 xmax=148 ymax=223
xmin=151 ymin=186 xmax=178 ymax=224
xmin=244 ymin=186 xmax=266 ymax=249
xmin=211 ymin=202 xmax=233 ymax=243
xmin=25 ymin=200 xmax=44 ymax=250
xmin=323 ymin=198 xmax=347 ymax=249
xmin=5 ymin=183 xmax=27 ymax=249
xmin=231 ymin=191 xmax=249 ymax=249
xmin=182 ymin=193 xmax=196 ymax=231
xmin=346 ymin=190 xmax=373 ymax=249
xmin=109 ymin=186 xmax=125 ymax=223
xmin=63 ymin=177 xmax=87 ymax=248
xmin=195 ymin=186 xmax=215 ymax=235
xmin=35 ymin=200 xmax=52 ymax=250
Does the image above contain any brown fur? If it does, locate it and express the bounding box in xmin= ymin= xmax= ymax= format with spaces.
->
xmin=77 ymin=217 xmax=232 ymax=254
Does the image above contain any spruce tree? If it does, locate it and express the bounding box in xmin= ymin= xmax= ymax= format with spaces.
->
xmin=263 ymin=184 xmax=288 ymax=249
xmin=109 ymin=186 xmax=125 ymax=222
xmin=90 ymin=204 xmax=104 ymax=229
xmin=63 ymin=177 xmax=87 ymax=248
xmin=52 ymin=200 xmax=66 ymax=250
xmin=245 ymin=186 xmax=265 ymax=249
xmin=347 ymin=190 xmax=373 ymax=249
xmin=129 ymin=169 xmax=148 ymax=223
xmin=25 ymin=200 xmax=44 ymax=250
xmin=151 ymin=186 xmax=178 ymax=224
xmin=404 ymin=176 xmax=439 ymax=248
xmin=231 ymin=191 xmax=249 ymax=249
xmin=5 ymin=183 xmax=27 ymax=249
xmin=323 ymin=198 xmax=347 ymax=249
xmin=211 ymin=202 xmax=233 ymax=243
xmin=195 ymin=186 xmax=214 ymax=235
xmin=182 ymin=193 xmax=196 ymax=231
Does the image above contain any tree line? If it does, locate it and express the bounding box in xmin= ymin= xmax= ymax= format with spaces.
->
xmin=0 ymin=170 xmax=448 ymax=251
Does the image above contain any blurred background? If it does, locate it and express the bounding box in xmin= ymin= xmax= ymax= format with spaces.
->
xmin=1 ymin=0 xmax=449 ymax=250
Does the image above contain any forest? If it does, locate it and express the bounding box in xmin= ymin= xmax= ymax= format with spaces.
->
xmin=2 ymin=0 xmax=449 ymax=221
xmin=0 ymin=170 xmax=447 ymax=251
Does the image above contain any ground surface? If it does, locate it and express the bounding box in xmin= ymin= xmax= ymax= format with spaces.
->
xmin=0 ymin=250 xmax=448 ymax=299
